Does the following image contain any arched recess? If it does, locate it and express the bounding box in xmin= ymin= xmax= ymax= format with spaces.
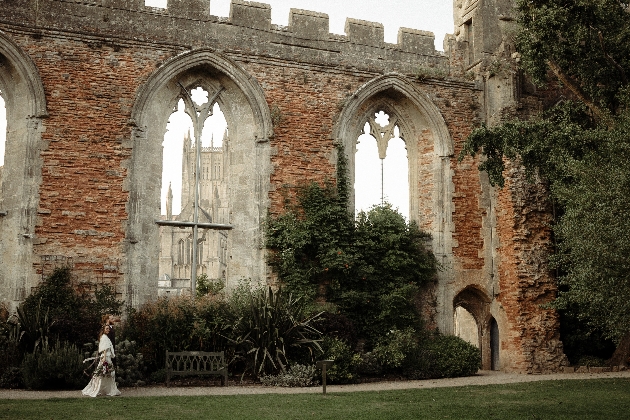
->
xmin=453 ymin=285 xmax=496 ymax=370
xmin=0 ymin=32 xmax=48 ymax=307
xmin=335 ymin=73 xmax=453 ymax=255
xmin=335 ymin=73 xmax=455 ymax=332
xmin=125 ymin=49 xmax=272 ymax=307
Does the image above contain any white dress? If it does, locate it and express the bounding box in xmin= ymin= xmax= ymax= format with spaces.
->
xmin=82 ymin=334 xmax=121 ymax=397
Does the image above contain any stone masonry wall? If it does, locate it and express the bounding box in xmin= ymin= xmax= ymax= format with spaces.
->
xmin=0 ymin=0 xmax=568 ymax=372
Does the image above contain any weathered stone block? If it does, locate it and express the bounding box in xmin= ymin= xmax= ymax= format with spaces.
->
xmin=344 ymin=18 xmax=383 ymax=46
xmin=398 ymin=27 xmax=435 ymax=54
xmin=230 ymin=0 xmax=271 ymax=31
xmin=167 ymin=0 xmax=209 ymax=19
xmin=576 ymin=366 xmax=588 ymax=373
xmin=563 ymin=366 xmax=575 ymax=373
xmin=589 ymin=367 xmax=603 ymax=373
xmin=288 ymin=9 xmax=329 ymax=40
xmin=102 ymin=0 xmax=143 ymax=10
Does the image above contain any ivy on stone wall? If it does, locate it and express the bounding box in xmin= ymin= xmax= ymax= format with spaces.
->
xmin=460 ymin=0 xmax=630 ymax=358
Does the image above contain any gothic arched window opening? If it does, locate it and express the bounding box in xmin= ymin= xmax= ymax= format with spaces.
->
xmin=158 ymin=85 xmax=231 ymax=295
xmin=355 ymin=110 xmax=409 ymax=219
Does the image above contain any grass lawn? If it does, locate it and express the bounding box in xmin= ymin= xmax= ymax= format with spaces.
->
xmin=1 ymin=378 xmax=629 ymax=419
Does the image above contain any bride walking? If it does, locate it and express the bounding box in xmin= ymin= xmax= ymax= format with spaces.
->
xmin=82 ymin=324 xmax=121 ymax=397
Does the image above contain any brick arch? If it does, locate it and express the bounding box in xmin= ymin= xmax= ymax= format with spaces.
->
xmin=0 ymin=32 xmax=48 ymax=307
xmin=124 ymin=49 xmax=272 ymax=307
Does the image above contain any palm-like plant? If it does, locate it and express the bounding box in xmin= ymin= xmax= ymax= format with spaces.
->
xmin=234 ymin=287 xmax=322 ymax=376
xmin=12 ymin=298 xmax=53 ymax=353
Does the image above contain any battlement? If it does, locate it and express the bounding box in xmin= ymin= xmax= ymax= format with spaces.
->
xmin=0 ymin=0 xmax=439 ymax=56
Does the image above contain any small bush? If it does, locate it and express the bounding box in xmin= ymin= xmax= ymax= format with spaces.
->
xmin=372 ymin=327 xmax=418 ymax=371
xmin=233 ymin=287 xmax=323 ymax=376
xmin=318 ymin=311 xmax=357 ymax=348
xmin=114 ymin=340 xmax=146 ymax=387
xmin=196 ymin=274 xmax=225 ymax=297
xmin=22 ymin=341 xmax=85 ymax=390
xmin=0 ymin=367 xmax=23 ymax=389
xmin=259 ymin=364 xmax=318 ymax=387
xmin=577 ymin=355 xmax=606 ymax=367
xmin=149 ymin=368 xmax=166 ymax=384
xmin=413 ymin=334 xmax=481 ymax=379
xmin=319 ymin=337 xmax=361 ymax=384
xmin=0 ymin=304 xmax=21 ymax=385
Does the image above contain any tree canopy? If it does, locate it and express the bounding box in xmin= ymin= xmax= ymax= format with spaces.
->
xmin=460 ymin=0 xmax=630 ymax=355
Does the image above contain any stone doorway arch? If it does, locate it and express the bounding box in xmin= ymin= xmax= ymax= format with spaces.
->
xmin=0 ymin=33 xmax=48 ymax=307
xmin=453 ymin=285 xmax=499 ymax=370
xmin=125 ymin=49 xmax=272 ymax=307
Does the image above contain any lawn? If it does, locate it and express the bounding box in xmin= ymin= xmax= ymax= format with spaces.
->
xmin=1 ymin=379 xmax=629 ymax=419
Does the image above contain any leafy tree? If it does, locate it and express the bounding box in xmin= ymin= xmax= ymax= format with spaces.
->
xmin=266 ymin=146 xmax=437 ymax=346
xmin=460 ymin=0 xmax=630 ymax=362
xmin=20 ymin=267 xmax=123 ymax=349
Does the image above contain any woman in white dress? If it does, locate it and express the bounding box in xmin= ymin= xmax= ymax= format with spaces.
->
xmin=82 ymin=324 xmax=121 ymax=397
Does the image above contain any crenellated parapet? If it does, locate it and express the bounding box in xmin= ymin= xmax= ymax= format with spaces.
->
xmin=0 ymin=0 xmax=446 ymax=74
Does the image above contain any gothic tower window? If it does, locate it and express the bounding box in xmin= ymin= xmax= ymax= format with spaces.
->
xmin=177 ymin=239 xmax=184 ymax=265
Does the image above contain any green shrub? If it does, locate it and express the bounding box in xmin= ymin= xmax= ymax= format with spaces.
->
xmin=114 ymin=340 xmax=146 ymax=387
xmin=577 ymin=355 xmax=607 ymax=367
xmin=196 ymin=274 xmax=225 ymax=297
xmin=123 ymin=293 xmax=240 ymax=374
xmin=21 ymin=267 xmax=123 ymax=350
xmin=413 ymin=334 xmax=481 ymax=379
xmin=317 ymin=311 xmax=357 ymax=348
xmin=21 ymin=341 xmax=85 ymax=390
xmin=259 ymin=364 xmax=318 ymax=387
xmin=0 ymin=304 xmax=21 ymax=385
xmin=319 ymin=336 xmax=361 ymax=384
xmin=0 ymin=367 xmax=23 ymax=389
xmin=123 ymin=296 xmax=201 ymax=371
xmin=372 ymin=327 xmax=418 ymax=371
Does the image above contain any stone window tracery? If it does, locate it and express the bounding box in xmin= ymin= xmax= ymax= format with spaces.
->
xmin=158 ymin=83 xmax=231 ymax=293
xmin=355 ymin=110 xmax=409 ymax=219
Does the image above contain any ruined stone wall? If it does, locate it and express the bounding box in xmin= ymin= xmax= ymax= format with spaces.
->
xmin=0 ymin=0 xmax=569 ymax=372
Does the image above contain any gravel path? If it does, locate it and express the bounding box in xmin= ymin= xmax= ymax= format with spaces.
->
xmin=2 ymin=370 xmax=629 ymax=399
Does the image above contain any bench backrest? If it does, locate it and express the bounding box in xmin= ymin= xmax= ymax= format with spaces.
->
xmin=166 ymin=351 xmax=225 ymax=372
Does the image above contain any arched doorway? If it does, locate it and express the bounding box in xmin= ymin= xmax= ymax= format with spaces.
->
xmin=0 ymin=33 xmax=48 ymax=307
xmin=453 ymin=285 xmax=498 ymax=370
xmin=454 ymin=305 xmax=479 ymax=347
xmin=126 ymin=49 xmax=272 ymax=306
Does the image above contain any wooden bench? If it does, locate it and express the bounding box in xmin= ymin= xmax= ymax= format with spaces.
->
xmin=165 ymin=351 xmax=228 ymax=387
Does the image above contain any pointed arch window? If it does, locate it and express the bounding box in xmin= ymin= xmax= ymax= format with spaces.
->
xmin=355 ymin=110 xmax=409 ymax=219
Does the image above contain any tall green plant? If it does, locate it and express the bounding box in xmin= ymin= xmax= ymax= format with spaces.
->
xmin=233 ymin=287 xmax=323 ymax=376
